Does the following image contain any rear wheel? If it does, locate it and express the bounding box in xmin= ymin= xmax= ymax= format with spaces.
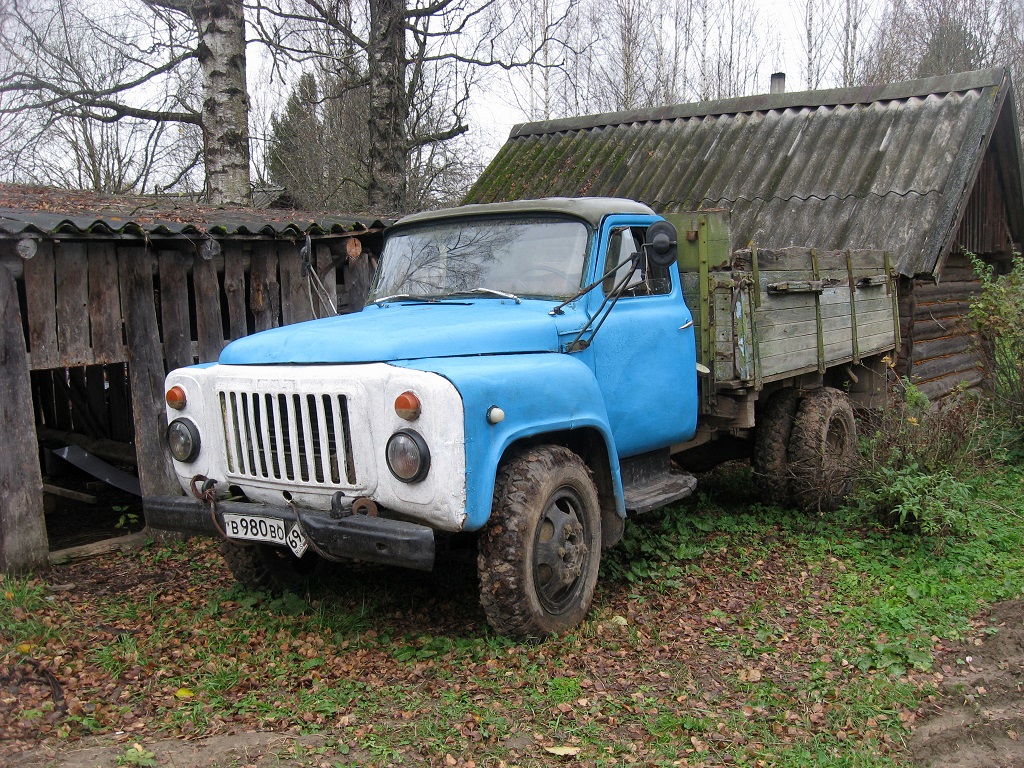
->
xmin=752 ymin=388 xmax=801 ymax=506
xmin=478 ymin=445 xmax=602 ymax=640
xmin=220 ymin=541 xmax=323 ymax=594
xmin=787 ymin=387 xmax=858 ymax=512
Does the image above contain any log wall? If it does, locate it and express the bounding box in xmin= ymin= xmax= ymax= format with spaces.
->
xmin=898 ymin=251 xmax=987 ymax=401
xmin=1 ymin=233 xmax=378 ymax=571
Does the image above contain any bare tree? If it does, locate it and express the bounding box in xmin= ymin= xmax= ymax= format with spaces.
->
xmin=0 ymin=0 xmax=250 ymax=204
xmin=252 ymin=0 xmax=568 ymax=215
xmin=861 ymin=0 xmax=999 ymax=84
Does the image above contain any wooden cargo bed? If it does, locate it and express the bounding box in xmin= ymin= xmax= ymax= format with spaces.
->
xmin=668 ymin=211 xmax=899 ymax=416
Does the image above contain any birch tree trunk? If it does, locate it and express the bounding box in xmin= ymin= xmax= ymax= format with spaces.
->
xmin=366 ymin=0 xmax=408 ymax=216
xmin=146 ymin=0 xmax=252 ymax=205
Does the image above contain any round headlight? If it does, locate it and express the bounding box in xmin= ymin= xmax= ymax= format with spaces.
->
xmin=167 ymin=418 xmax=201 ymax=463
xmin=385 ymin=430 xmax=430 ymax=483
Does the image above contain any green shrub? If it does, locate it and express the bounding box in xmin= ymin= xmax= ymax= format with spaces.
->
xmin=968 ymin=253 xmax=1024 ymax=433
xmin=856 ymin=378 xmax=992 ymax=536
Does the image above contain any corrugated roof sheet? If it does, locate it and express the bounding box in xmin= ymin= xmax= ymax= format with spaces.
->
xmin=0 ymin=185 xmax=387 ymax=239
xmin=466 ymin=68 xmax=1024 ymax=276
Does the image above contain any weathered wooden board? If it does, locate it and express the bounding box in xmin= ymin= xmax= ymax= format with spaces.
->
xmin=346 ymin=253 xmax=372 ymax=312
xmin=118 ymin=247 xmax=180 ymax=499
xmin=917 ymin=368 xmax=985 ymax=400
xmin=23 ymin=241 xmax=57 ymax=370
xmin=316 ymin=243 xmax=337 ymax=316
xmin=911 ymin=334 xmax=979 ymax=364
xmin=914 ymin=301 xmax=972 ymax=321
xmin=912 ymin=317 xmax=969 ymax=342
xmin=55 ymin=243 xmax=91 ymax=366
xmin=910 ymin=350 xmax=981 ymax=383
xmin=914 ymin=280 xmax=983 ymax=303
xmin=224 ymin=243 xmax=249 ymax=341
xmin=279 ymin=243 xmax=314 ymax=325
xmin=754 ymin=295 xmax=892 ymax=330
xmin=250 ymin=242 xmax=281 ymax=332
xmin=193 ymin=253 xmax=224 ymax=362
xmin=88 ymin=243 xmax=124 ymax=363
xmin=0 ymin=266 xmax=49 ymax=572
xmin=158 ymin=251 xmax=193 ymax=372
xmin=758 ymin=318 xmax=895 ymax=362
xmin=733 ymin=247 xmax=889 ymax=273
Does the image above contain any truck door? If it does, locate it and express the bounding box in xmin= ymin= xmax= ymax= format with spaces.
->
xmin=588 ymin=217 xmax=698 ymax=457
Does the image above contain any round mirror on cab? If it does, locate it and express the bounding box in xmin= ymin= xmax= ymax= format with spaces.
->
xmin=645 ymin=220 xmax=678 ymax=268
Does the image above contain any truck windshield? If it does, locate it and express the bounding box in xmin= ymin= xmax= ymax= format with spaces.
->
xmin=369 ymin=217 xmax=590 ymax=301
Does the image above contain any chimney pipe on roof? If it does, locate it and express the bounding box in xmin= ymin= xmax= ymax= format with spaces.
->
xmin=770 ymin=72 xmax=786 ymax=94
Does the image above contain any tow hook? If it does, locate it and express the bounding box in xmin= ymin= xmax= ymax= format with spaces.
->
xmin=189 ymin=474 xmax=228 ymax=539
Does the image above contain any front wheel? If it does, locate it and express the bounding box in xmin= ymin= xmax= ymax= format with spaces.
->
xmin=478 ymin=445 xmax=602 ymax=640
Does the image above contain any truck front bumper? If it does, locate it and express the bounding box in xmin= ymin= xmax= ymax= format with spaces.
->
xmin=144 ymin=496 xmax=435 ymax=572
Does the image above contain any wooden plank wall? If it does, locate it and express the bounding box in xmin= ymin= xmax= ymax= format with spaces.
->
xmin=18 ymin=236 xmax=373 ymax=441
xmin=900 ymin=251 xmax=986 ymax=401
xmin=3 ymin=233 xmax=376 ymax=570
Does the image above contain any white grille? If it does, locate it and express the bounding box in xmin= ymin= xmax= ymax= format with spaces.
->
xmin=218 ymin=389 xmax=357 ymax=488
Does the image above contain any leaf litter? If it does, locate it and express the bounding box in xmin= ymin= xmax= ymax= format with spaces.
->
xmin=0 ymin=505 xmax=1021 ymax=767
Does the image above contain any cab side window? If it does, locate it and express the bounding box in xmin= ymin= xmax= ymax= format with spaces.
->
xmin=602 ymin=227 xmax=672 ymax=297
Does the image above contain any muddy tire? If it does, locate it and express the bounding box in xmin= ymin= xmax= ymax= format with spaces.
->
xmin=787 ymin=387 xmax=858 ymax=512
xmin=219 ymin=541 xmax=323 ymax=594
xmin=478 ymin=445 xmax=602 ymax=640
xmin=752 ymin=388 xmax=801 ymax=506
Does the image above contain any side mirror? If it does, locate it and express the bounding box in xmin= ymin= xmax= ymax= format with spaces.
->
xmin=645 ymin=220 xmax=678 ymax=268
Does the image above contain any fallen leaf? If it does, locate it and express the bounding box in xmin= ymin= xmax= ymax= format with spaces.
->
xmin=544 ymin=746 xmax=581 ymax=756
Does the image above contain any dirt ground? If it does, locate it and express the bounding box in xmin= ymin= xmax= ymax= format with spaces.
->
xmin=2 ymin=600 xmax=1022 ymax=768
xmin=908 ymin=600 xmax=1024 ymax=768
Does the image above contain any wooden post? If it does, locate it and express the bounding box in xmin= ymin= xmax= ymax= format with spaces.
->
xmin=251 ymin=242 xmax=280 ymax=332
xmin=23 ymin=241 xmax=57 ymax=370
xmin=118 ymin=247 xmax=180 ymax=501
xmin=0 ymin=265 xmax=49 ymax=573
xmin=158 ymin=251 xmax=193 ymax=371
xmin=193 ymin=253 xmax=224 ymax=362
xmin=223 ymin=243 xmax=249 ymax=340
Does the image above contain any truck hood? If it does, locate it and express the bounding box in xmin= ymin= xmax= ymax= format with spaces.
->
xmin=218 ymin=300 xmax=566 ymax=364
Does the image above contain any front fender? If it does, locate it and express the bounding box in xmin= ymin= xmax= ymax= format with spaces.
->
xmin=395 ymin=353 xmax=622 ymax=530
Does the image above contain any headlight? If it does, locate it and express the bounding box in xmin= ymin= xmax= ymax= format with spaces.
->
xmin=167 ymin=418 xmax=201 ymax=463
xmin=385 ymin=430 xmax=430 ymax=483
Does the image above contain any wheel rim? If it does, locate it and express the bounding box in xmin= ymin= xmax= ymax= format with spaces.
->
xmin=532 ymin=485 xmax=591 ymax=615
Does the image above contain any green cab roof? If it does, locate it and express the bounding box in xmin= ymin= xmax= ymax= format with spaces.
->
xmin=393 ymin=197 xmax=656 ymax=229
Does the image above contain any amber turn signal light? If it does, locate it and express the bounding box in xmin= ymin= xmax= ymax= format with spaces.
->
xmin=166 ymin=385 xmax=187 ymax=410
xmin=394 ymin=390 xmax=421 ymax=421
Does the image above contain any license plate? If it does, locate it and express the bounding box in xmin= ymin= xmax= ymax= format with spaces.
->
xmin=222 ymin=513 xmax=308 ymax=557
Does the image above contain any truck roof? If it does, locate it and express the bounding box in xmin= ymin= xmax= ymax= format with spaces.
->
xmin=394 ymin=197 xmax=656 ymax=229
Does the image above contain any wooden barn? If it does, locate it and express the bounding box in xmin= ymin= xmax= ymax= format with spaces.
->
xmin=466 ymin=67 xmax=1024 ymax=401
xmin=0 ymin=185 xmax=384 ymax=572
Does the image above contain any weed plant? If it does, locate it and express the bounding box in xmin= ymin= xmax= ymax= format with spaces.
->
xmin=969 ymin=253 xmax=1024 ymax=431
xmin=854 ymin=378 xmax=1000 ymax=536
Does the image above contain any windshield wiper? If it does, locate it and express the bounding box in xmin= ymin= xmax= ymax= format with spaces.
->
xmin=460 ymin=287 xmax=522 ymax=304
xmin=369 ymin=293 xmax=438 ymax=305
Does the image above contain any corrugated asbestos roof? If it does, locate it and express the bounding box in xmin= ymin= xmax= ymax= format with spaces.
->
xmin=0 ymin=185 xmax=387 ymax=239
xmin=466 ymin=68 xmax=1024 ymax=276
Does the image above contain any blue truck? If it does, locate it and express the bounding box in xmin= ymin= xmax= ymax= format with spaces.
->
xmin=145 ymin=197 xmax=898 ymax=638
